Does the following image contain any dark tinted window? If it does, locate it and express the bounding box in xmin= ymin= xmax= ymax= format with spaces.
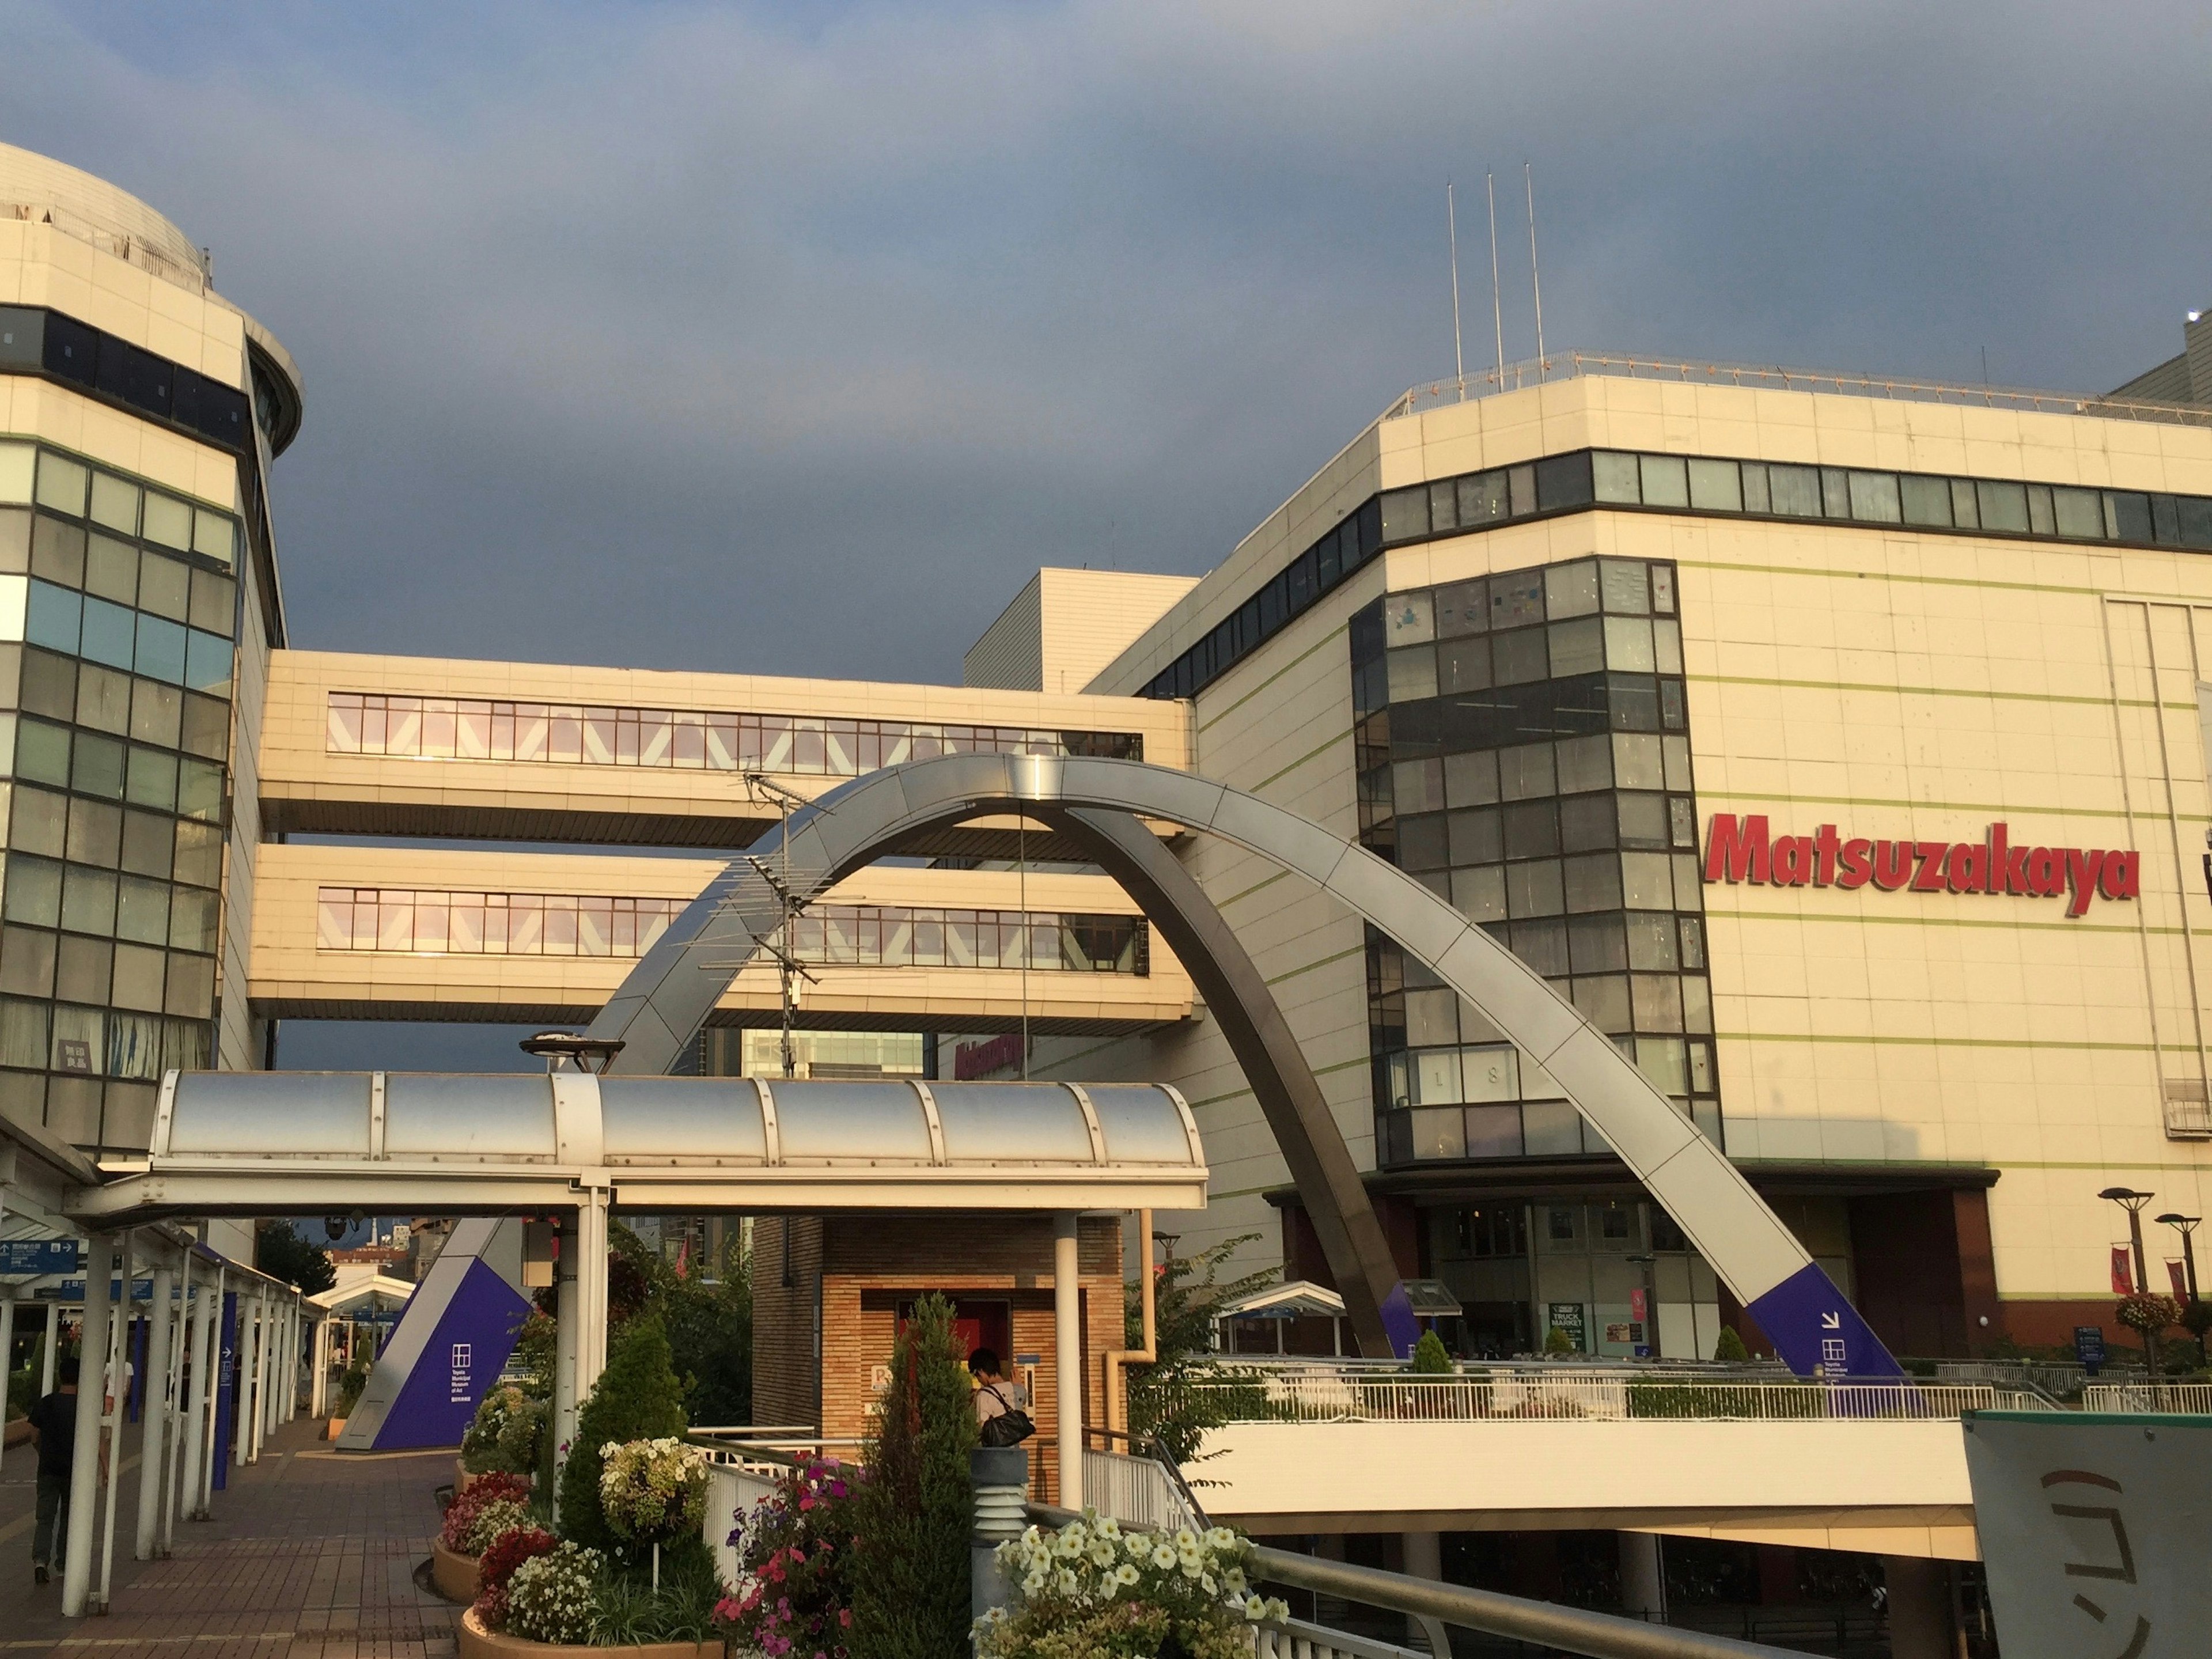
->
xmin=41 ymin=313 xmax=96 ymax=385
xmin=96 ymin=338 xmax=170 ymax=416
xmin=0 ymin=306 xmax=42 ymax=370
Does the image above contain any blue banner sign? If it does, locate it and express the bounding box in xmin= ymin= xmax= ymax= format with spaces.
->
xmin=0 ymin=1239 xmax=79 ymax=1275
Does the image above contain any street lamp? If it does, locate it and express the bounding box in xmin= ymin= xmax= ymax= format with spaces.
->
xmin=2099 ymin=1188 xmax=2157 ymax=1373
xmin=2155 ymin=1213 xmax=2204 ymax=1365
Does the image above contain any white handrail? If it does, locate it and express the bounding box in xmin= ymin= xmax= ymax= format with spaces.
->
xmin=1181 ymin=1372 xmax=2043 ymax=1423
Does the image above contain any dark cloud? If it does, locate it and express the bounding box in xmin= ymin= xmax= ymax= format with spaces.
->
xmin=2 ymin=0 xmax=2207 ymax=688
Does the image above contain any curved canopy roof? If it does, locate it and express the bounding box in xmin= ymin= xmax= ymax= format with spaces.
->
xmin=68 ymin=1071 xmax=1208 ymax=1225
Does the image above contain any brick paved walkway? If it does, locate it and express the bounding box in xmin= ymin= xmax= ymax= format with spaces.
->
xmin=0 ymin=1416 xmax=463 ymax=1657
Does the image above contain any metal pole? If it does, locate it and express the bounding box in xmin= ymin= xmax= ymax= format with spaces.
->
xmin=1052 ymin=1214 xmax=1082 ymax=1509
xmin=0 ymin=1298 xmax=15 ymax=1410
xmin=235 ymin=1296 xmax=257 ymax=1466
xmin=41 ymin=1298 xmax=58 ymax=1395
xmin=195 ymin=1267 xmax=223 ymax=1514
xmin=62 ymin=1231 xmax=115 ymax=1618
xmin=94 ymin=1233 xmax=132 ymax=1612
xmin=134 ymin=1262 xmax=174 ymax=1559
xmin=577 ymin=1190 xmax=611 ymax=1401
xmin=554 ymin=1211 xmax=579 ymax=1486
xmin=173 ymin=1262 xmax=206 ymax=1537
xmin=252 ymin=1291 xmax=272 ymax=1456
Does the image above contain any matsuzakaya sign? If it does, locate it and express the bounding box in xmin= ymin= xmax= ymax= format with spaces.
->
xmin=1703 ymin=815 xmax=2139 ymax=918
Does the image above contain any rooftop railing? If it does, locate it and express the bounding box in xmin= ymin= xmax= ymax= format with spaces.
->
xmin=1384 ymin=349 xmax=2212 ymax=429
xmin=2082 ymin=1380 xmax=2212 ymax=1415
xmin=1180 ymin=1365 xmax=2050 ymax=1423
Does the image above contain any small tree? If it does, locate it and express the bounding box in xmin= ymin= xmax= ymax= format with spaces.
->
xmin=846 ymin=1291 xmax=977 ymax=1659
xmin=2180 ymin=1298 xmax=2212 ymax=1369
xmin=1127 ymin=1232 xmax=1278 ymax=1465
xmin=558 ymin=1314 xmax=686 ymax=1552
xmin=2117 ymin=1292 xmax=2183 ymax=1377
xmin=255 ymin=1221 xmax=336 ymax=1295
xmin=1543 ymin=1326 xmax=1577 ymax=1357
xmin=1713 ymin=1326 xmax=1751 ymax=1363
xmin=1408 ymin=1330 xmax=1453 ymax=1374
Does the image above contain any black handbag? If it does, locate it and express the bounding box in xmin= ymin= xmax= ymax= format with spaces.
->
xmin=978 ymin=1384 xmax=1035 ymax=1447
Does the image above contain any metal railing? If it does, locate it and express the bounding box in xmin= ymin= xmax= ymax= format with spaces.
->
xmin=2084 ymin=1381 xmax=2212 ymax=1414
xmin=1081 ymin=1445 xmax=1208 ymax=1535
xmin=1184 ymin=1369 xmax=2045 ymax=1423
xmin=1382 ymin=349 xmax=2212 ymax=429
xmin=1032 ymin=1501 xmax=1805 ymax=1659
xmin=1255 ymin=1615 xmax=1427 ymax=1658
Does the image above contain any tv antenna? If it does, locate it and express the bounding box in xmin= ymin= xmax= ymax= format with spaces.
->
xmin=1524 ymin=162 xmax=1547 ymax=380
xmin=1485 ymin=173 xmax=1506 ymax=394
xmin=1447 ymin=182 xmax=1466 ymax=401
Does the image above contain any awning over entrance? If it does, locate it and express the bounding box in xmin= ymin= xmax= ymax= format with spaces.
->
xmin=66 ymin=1071 xmax=1210 ymax=1225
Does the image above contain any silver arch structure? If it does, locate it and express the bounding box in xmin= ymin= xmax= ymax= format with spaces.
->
xmin=589 ymin=753 xmax=1902 ymax=1379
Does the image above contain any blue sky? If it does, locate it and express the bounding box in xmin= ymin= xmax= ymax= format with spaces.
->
xmin=5 ymin=2 xmax=2207 ymax=691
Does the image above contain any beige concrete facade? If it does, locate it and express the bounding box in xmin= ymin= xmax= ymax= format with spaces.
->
xmin=1056 ymin=373 xmax=2212 ymax=1345
xmin=963 ymin=566 xmax=1199 ymax=693
xmin=251 ymin=841 xmax=1192 ymax=1031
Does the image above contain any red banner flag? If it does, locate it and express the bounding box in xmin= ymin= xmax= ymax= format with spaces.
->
xmin=2111 ymin=1247 xmax=2135 ymax=1294
xmin=2170 ymin=1260 xmax=2190 ymax=1298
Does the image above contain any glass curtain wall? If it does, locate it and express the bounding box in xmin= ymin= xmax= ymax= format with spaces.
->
xmin=1354 ymin=555 xmax=1720 ymax=1169
xmin=0 ymin=442 xmax=238 ymax=1153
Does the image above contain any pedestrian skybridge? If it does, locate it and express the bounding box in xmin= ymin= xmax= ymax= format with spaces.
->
xmin=65 ymin=1071 xmax=1210 ymax=1224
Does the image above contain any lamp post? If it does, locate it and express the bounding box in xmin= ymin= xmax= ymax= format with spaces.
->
xmin=2099 ymin=1188 xmax=2157 ymax=1373
xmin=2154 ymin=1212 xmax=2204 ymax=1366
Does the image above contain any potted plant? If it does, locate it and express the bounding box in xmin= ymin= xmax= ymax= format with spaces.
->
xmin=599 ymin=1437 xmax=710 ymax=1591
xmin=436 ymin=1471 xmax=535 ymax=1603
xmin=974 ymin=1513 xmax=1290 ymax=1658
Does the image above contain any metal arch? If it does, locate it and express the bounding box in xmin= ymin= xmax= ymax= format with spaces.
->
xmin=588 ymin=753 xmax=1901 ymax=1378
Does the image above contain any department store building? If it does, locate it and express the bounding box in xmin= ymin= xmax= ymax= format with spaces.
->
xmin=3 ymin=140 xmax=2210 ymax=1361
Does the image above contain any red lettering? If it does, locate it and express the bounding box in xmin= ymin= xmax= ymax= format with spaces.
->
xmin=1836 ymin=838 xmax=1873 ymax=889
xmin=1813 ymin=824 xmax=1842 ymax=887
xmin=1943 ymin=842 xmax=1987 ymax=894
xmin=2100 ymin=850 xmax=2139 ymax=901
xmin=2065 ymin=848 xmax=2101 ymax=917
xmin=1704 ymin=814 xmax=1770 ymax=884
xmin=1771 ymin=835 xmax=1815 ymax=887
xmin=1911 ymin=841 xmax=1949 ymax=891
xmin=2025 ymin=847 xmax=2062 ymax=896
xmin=1871 ymin=840 xmax=1913 ymax=891
xmin=1990 ymin=823 xmax=2028 ymax=896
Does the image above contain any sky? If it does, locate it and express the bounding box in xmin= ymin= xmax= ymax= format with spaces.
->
xmin=3 ymin=1 xmax=2206 ymax=698
xmin=2 ymin=2 xmax=2209 ymax=1074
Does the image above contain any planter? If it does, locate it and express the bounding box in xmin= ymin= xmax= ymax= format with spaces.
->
xmin=457 ymin=1608 xmax=721 ymax=1658
xmin=432 ymin=1538 xmax=482 ymax=1605
xmin=3 ymin=1417 xmax=30 ymax=1448
xmin=325 ymin=1416 xmax=347 ymax=1440
xmin=458 ymin=1459 xmax=533 ymax=1495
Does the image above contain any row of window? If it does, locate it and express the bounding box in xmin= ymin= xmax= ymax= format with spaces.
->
xmin=315 ymin=888 xmax=1149 ymax=975
xmin=1380 ymin=1090 xmax=1722 ymax=1165
xmin=1374 ymin=734 xmax=1699 ymax=823
xmin=0 ymin=308 xmax=253 ymax=456
xmin=0 ymin=1069 xmax=166 ymax=1156
xmin=0 ymin=995 xmax=213 ymax=1081
xmin=0 ymin=922 xmax=217 ymax=1020
xmin=4 ymin=509 xmax=238 ymax=631
xmin=1397 ymin=793 xmax=1702 ymax=870
xmin=324 ymin=694 xmax=1143 ymax=775
xmin=1 ymin=443 xmax=241 ymax=569
xmin=6 ymin=719 xmax=229 ymax=819
xmin=1146 ymin=440 xmax=2212 ymax=704
xmin=1434 ymin=1200 xmax=1692 ymax=1261
xmin=2 ymin=582 xmax=233 ymax=696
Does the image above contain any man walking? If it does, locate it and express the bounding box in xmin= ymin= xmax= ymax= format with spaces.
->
xmin=25 ymin=1357 xmax=82 ymax=1585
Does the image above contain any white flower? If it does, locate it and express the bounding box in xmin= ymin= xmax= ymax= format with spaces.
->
xmin=1127 ymin=1532 xmax=1153 ymax=1560
xmin=1022 ymin=1570 xmax=1047 ymax=1596
xmin=1225 ymin=1567 xmax=1248 ymax=1593
xmin=1094 ymin=1516 xmax=1122 ymax=1540
xmin=1055 ymin=1568 xmax=1080 ymax=1597
xmin=1202 ymin=1573 xmax=1217 ymax=1594
xmin=1090 ymin=1543 xmax=1116 ymax=1569
xmin=1113 ymin=1563 xmax=1140 ymax=1586
xmin=1205 ymin=1526 xmax=1238 ymax=1551
xmin=1245 ymin=1597 xmax=1270 ymax=1622
xmin=1152 ymin=1543 xmax=1177 ymax=1570
xmin=1175 ymin=1528 xmax=1199 ymax=1552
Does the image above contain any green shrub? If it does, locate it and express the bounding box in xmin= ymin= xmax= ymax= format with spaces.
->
xmin=1408 ymin=1331 xmax=1453 ymax=1374
xmin=506 ymin=1541 xmax=604 ymax=1644
xmin=462 ymin=1384 xmax=542 ymax=1475
xmin=590 ymin=1536 xmax=723 ymax=1645
xmin=1713 ymin=1326 xmax=1750 ymax=1363
xmin=332 ymin=1355 xmax=370 ymax=1418
xmin=1543 ymin=1326 xmax=1577 ymax=1356
xmin=847 ymin=1291 xmax=978 ymax=1659
xmin=557 ymin=1315 xmax=686 ymax=1553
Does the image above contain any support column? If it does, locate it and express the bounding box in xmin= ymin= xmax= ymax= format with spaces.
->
xmin=134 ymin=1263 xmax=175 ymax=1559
xmin=94 ymin=1234 xmax=135 ymax=1611
xmin=253 ymin=1293 xmax=272 ymax=1455
xmin=1883 ymin=1556 xmax=1951 ymax=1659
xmin=0 ymin=1297 xmax=14 ymax=1395
xmin=554 ymin=1211 xmax=579 ymax=1486
xmin=195 ymin=1268 xmax=224 ymax=1514
xmin=309 ymin=1319 xmax=328 ymax=1419
xmin=236 ymin=1297 xmax=258 ymax=1467
xmin=162 ymin=1259 xmax=192 ymax=1551
xmin=40 ymin=1299 xmax=58 ymax=1395
xmin=1400 ymin=1532 xmax=1450 ymax=1652
xmin=1052 ymin=1213 xmax=1082 ymax=1510
xmin=62 ymin=1231 xmax=115 ymax=1618
xmin=575 ymin=1190 xmax=611 ymax=1402
xmin=1619 ymin=1532 xmax=1665 ymax=1623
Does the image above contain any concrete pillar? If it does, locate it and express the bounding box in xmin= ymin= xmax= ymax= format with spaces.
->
xmin=40 ymin=1299 xmax=58 ymax=1395
xmin=554 ymin=1211 xmax=579 ymax=1486
xmin=253 ymin=1294 xmax=272 ymax=1453
xmin=94 ymin=1233 xmax=133 ymax=1611
xmin=1052 ymin=1213 xmax=1082 ymax=1509
xmin=1400 ymin=1531 xmax=1450 ymax=1654
xmin=62 ymin=1232 xmax=115 ymax=1617
xmin=309 ymin=1319 xmax=327 ymax=1419
xmin=236 ymin=1297 xmax=258 ymax=1466
xmin=0 ymin=1297 xmax=15 ymax=1393
xmin=134 ymin=1264 xmax=175 ymax=1558
xmin=1883 ymin=1555 xmax=1951 ymax=1659
xmin=1619 ymin=1532 xmax=1665 ymax=1622
xmin=162 ymin=1260 xmax=191 ymax=1551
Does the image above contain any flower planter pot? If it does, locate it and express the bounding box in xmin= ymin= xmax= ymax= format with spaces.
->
xmin=457 ymin=1607 xmax=722 ymax=1658
xmin=432 ymin=1538 xmax=482 ymax=1605
xmin=457 ymin=1460 xmax=533 ymax=1495
xmin=325 ymin=1416 xmax=346 ymax=1441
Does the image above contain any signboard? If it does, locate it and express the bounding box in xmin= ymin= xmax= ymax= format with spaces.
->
xmin=1705 ymin=814 xmax=2138 ymax=918
xmin=1603 ymin=1322 xmax=1645 ymax=1346
xmin=2074 ymin=1325 xmax=2107 ymax=1374
xmin=1545 ymin=1303 xmax=1587 ymax=1352
xmin=1964 ymin=1411 xmax=2212 ymax=1659
xmin=2112 ymin=1248 xmax=2135 ymax=1295
xmin=1628 ymin=1287 xmax=1648 ymax=1323
xmin=0 ymin=1239 xmax=78 ymax=1275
